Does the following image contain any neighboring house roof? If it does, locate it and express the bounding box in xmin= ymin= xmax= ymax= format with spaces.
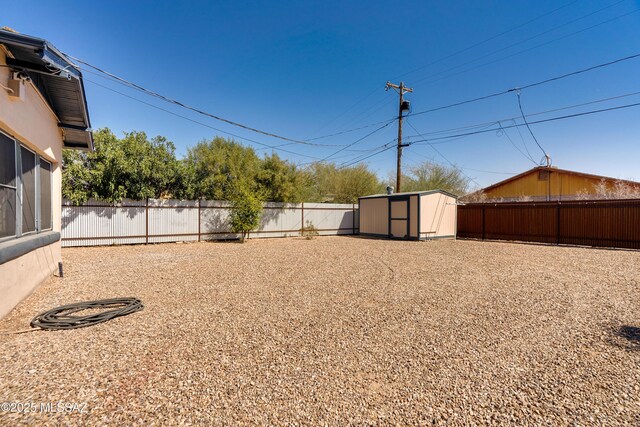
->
xmin=0 ymin=29 xmax=92 ymax=150
xmin=481 ymin=166 xmax=640 ymax=194
xmin=359 ymin=189 xmax=459 ymax=199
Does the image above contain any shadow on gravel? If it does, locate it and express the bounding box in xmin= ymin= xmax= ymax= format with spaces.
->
xmin=609 ymin=324 xmax=640 ymax=352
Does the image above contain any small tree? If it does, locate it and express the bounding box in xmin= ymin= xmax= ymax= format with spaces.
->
xmin=229 ymin=188 xmax=263 ymax=243
xmin=399 ymin=161 xmax=469 ymax=196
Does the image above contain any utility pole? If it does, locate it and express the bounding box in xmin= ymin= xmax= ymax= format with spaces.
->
xmin=385 ymin=81 xmax=413 ymax=193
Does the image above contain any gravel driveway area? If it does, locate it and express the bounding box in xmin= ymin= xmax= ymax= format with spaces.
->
xmin=1 ymin=237 xmax=639 ymax=425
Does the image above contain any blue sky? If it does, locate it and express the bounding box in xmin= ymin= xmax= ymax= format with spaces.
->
xmin=4 ymin=0 xmax=640 ymax=188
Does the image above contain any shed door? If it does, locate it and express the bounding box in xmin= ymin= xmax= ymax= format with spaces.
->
xmin=389 ymin=198 xmax=409 ymax=239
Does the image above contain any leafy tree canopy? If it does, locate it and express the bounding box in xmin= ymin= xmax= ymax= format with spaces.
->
xmin=63 ymin=128 xmax=185 ymax=204
xmin=399 ymin=161 xmax=469 ymax=196
xmin=62 ymin=128 xmax=386 ymax=205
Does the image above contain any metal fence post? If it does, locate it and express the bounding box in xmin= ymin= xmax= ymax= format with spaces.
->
xmin=352 ymin=203 xmax=356 ymax=235
xmin=301 ymin=202 xmax=304 ymax=237
xmin=556 ymin=202 xmax=561 ymax=245
xmin=145 ymin=198 xmax=149 ymax=245
xmin=198 ymin=198 xmax=202 ymax=242
xmin=481 ymin=205 xmax=486 ymax=240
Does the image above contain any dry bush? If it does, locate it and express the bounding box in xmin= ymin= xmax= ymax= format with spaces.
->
xmin=461 ymin=191 xmax=487 ymax=203
xmin=515 ymin=194 xmax=533 ymax=202
xmin=302 ymin=220 xmax=319 ymax=240
xmin=593 ymin=179 xmax=640 ymax=200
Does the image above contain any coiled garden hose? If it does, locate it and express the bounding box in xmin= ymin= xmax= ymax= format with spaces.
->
xmin=29 ymin=298 xmax=143 ymax=330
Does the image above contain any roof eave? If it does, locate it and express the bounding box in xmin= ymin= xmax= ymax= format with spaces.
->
xmin=0 ymin=30 xmax=93 ymax=151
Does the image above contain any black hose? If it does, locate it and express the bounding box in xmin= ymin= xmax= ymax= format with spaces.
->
xmin=30 ymin=298 xmax=143 ymax=330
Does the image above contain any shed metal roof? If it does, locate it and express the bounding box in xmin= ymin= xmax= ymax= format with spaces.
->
xmin=359 ymin=189 xmax=459 ymax=200
xmin=0 ymin=29 xmax=93 ymax=150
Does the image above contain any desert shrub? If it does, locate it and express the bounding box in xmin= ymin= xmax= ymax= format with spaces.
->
xmin=302 ymin=220 xmax=319 ymax=240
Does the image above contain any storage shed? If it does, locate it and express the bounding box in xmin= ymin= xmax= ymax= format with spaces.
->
xmin=358 ymin=190 xmax=458 ymax=240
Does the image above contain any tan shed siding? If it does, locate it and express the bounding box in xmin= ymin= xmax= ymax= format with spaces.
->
xmin=438 ymin=195 xmax=457 ymax=237
xmin=420 ymin=193 xmax=456 ymax=238
xmin=391 ymin=220 xmax=408 ymax=238
xmin=359 ymin=197 xmax=388 ymax=235
xmin=409 ymin=195 xmax=418 ymax=237
xmin=390 ymin=200 xmax=407 ymax=218
xmin=420 ymin=193 xmax=436 ymax=237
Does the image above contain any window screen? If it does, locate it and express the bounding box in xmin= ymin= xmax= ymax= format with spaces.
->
xmin=40 ymin=159 xmax=52 ymax=230
xmin=21 ymin=146 xmax=36 ymax=233
xmin=0 ymin=187 xmax=16 ymax=238
xmin=0 ymin=134 xmax=16 ymax=238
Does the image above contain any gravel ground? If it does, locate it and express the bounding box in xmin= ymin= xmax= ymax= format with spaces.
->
xmin=1 ymin=237 xmax=639 ymax=425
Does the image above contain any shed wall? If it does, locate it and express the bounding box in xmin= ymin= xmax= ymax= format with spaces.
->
xmin=359 ymin=197 xmax=388 ymax=235
xmin=420 ymin=193 xmax=456 ymax=239
xmin=409 ymin=195 xmax=418 ymax=238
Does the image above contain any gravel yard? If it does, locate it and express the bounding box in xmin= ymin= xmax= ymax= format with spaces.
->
xmin=1 ymin=237 xmax=639 ymax=425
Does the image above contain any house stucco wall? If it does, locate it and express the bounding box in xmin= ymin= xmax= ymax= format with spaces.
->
xmin=0 ymin=48 xmax=64 ymax=318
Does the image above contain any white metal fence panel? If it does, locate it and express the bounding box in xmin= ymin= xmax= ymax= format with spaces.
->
xmin=61 ymin=199 xmax=359 ymax=247
xmin=303 ymin=203 xmax=357 ymax=235
xmin=199 ymin=200 xmax=238 ymax=240
xmin=62 ymin=199 xmax=146 ymax=247
xmin=147 ymin=199 xmax=199 ymax=243
xmin=250 ymin=203 xmax=302 ymax=239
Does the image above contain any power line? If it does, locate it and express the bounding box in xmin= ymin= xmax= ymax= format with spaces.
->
xmin=405 ymin=120 xmax=482 ymax=188
xmin=70 ymin=53 xmax=396 ymax=148
xmin=74 ymin=55 xmax=399 ymax=148
xmin=515 ymin=91 xmax=549 ymax=164
xmin=304 ymin=118 xmax=396 ymax=141
xmin=331 ymin=0 xmax=582 ymax=139
xmin=338 ymin=142 xmax=397 ymax=169
xmin=496 ymin=121 xmax=537 ymax=164
xmin=318 ymin=120 xmax=396 ymax=162
xmin=406 ymin=147 xmax=517 ymax=175
xmin=397 ymin=0 xmax=581 ymax=80
xmin=304 ymin=86 xmax=381 ymax=139
xmin=414 ymin=8 xmax=640 ymax=92
xmin=84 ymin=78 xmax=320 ymax=160
xmin=411 ymin=1 xmax=635 ymax=87
xmin=66 ymin=55 xmax=322 ymax=145
xmin=407 ymin=51 xmax=640 ymax=118
xmin=404 ymin=89 xmax=640 ymax=138
xmin=409 ymin=100 xmax=640 ymax=145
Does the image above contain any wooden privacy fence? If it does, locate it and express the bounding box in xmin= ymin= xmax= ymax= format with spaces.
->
xmin=457 ymin=199 xmax=640 ymax=249
xmin=62 ymin=199 xmax=359 ymax=247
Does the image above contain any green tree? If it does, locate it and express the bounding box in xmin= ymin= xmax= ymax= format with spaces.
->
xmin=62 ymin=128 xmax=185 ymax=204
xmin=400 ymin=161 xmax=469 ymax=196
xmin=305 ymin=162 xmax=384 ymax=203
xmin=256 ymin=153 xmax=310 ymax=203
xmin=229 ymin=186 xmax=263 ymax=243
xmin=90 ymin=129 xmax=184 ymax=202
xmin=185 ymin=137 xmax=261 ymax=200
xmin=333 ymin=164 xmax=385 ymax=203
xmin=62 ymin=149 xmax=92 ymax=205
